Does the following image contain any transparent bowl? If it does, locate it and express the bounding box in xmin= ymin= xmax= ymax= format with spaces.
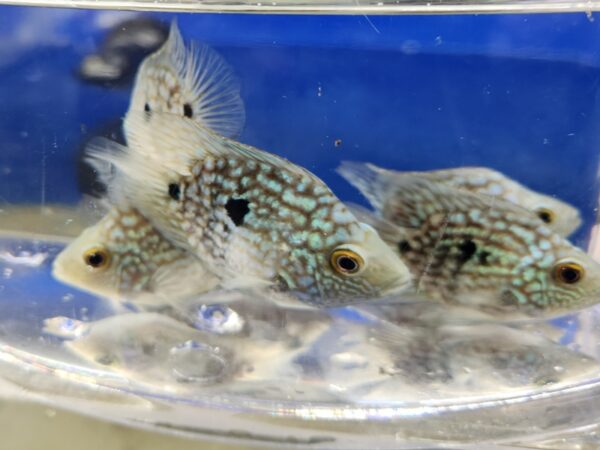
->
xmin=2 ymin=6 xmax=600 ymax=449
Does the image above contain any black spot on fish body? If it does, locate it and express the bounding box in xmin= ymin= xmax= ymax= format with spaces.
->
xmin=168 ymin=183 xmax=180 ymax=200
xmin=478 ymin=250 xmax=491 ymax=265
xmin=398 ymin=240 xmax=412 ymax=253
xmin=446 ymin=238 xmax=477 ymax=292
xmin=183 ymin=103 xmax=193 ymax=118
xmin=144 ymin=102 xmax=152 ymax=120
xmin=225 ymin=198 xmax=250 ymax=226
xmin=457 ymin=239 xmax=477 ymax=263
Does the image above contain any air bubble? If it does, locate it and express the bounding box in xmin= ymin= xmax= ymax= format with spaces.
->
xmin=0 ymin=250 xmax=47 ymax=267
xmin=330 ymin=352 xmax=368 ymax=370
xmin=79 ymin=307 xmax=89 ymax=321
xmin=194 ymin=304 xmax=244 ymax=334
xmin=43 ymin=316 xmax=90 ymax=339
xmin=168 ymin=340 xmax=229 ymax=384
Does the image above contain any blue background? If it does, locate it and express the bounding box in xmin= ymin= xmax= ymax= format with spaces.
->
xmin=1 ymin=7 xmax=600 ymax=244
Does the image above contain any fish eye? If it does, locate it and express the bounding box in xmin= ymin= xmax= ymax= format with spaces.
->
xmin=330 ymin=248 xmax=364 ymax=276
xmin=553 ymin=261 xmax=584 ymax=285
xmin=536 ymin=207 xmax=555 ymax=224
xmin=83 ymin=247 xmax=111 ymax=271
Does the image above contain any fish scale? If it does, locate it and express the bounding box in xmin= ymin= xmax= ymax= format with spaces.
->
xmin=100 ymin=206 xmax=183 ymax=292
xmin=338 ymin=162 xmax=600 ymax=319
xmin=176 ymin=154 xmax=374 ymax=305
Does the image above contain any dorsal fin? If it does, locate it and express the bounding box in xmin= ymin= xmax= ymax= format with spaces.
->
xmin=336 ymin=161 xmax=391 ymax=212
xmin=339 ymin=161 xmax=542 ymax=229
xmin=126 ymin=20 xmax=245 ymax=142
xmin=123 ymin=111 xmax=319 ymax=183
xmin=345 ymin=202 xmax=408 ymax=247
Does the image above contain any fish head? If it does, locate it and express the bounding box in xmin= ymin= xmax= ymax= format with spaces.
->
xmin=529 ymin=198 xmax=582 ymax=238
xmin=501 ymin=239 xmax=600 ymax=318
xmin=52 ymin=220 xmax=122 ymax=300
xmin=297 ymin=221 xmax=412 ymax=307
xmin=544 ymin=246 xmax=600 ymax=312
xmin=129 ymin=58 xmax=183 ymax=118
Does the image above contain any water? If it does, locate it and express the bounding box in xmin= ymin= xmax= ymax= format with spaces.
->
xmin=2 ymin=7 xmax=600 ymax=449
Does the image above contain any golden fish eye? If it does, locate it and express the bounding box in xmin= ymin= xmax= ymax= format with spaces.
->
xmin=83 ymin=247 xmax=111 ymax=271
xmin=536 ymin=207 xmax=555 ymax=225
xmin=330 ymin=249 xmax=364 ymax=276
xmin=553 ymin=261 xmax=584 ymax=285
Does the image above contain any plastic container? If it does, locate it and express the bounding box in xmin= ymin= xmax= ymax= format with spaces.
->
xmin=2 ymin=5 xmax=600 ymax=449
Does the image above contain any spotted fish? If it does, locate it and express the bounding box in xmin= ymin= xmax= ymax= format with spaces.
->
xmin=52 ymin=204 xmax=219 ymax=306
xmin=87 ymin=113 xmax=412 ymax=308
xmin=359 ymin=164 xmax=581 ymax=238
xmin=125 ymin=20 xmax=245 ymax=150
xmin=53 ymin=22 xmax=241 ymax=306
xmin=338 ymin=162 xmax=600 ymax=319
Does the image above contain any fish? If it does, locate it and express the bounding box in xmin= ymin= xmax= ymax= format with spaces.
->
xmin=338 ymin=162 xmax=600 ymax=319
xmin=125 ymin=20 xmax=245 ymax=151
xmin=359 ymin=164 xmax=581 ymax=237
xmin=52 ymin=204 xmax=219 ymax=307
xmin=54 ymin=22 xmax=241 ymax=306
xmin=86 ymin=113 xmax=413 ymax=308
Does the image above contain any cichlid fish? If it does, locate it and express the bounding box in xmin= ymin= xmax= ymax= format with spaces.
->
xmin=87 ymin=114 xmax=412 ymax=308
xmin=54 ymin=22 xmax=241 ymax=306
xmin=125 ymin=20 xmax=245 ymax=152
xmin=359 ymin=164 xmax=581 ymax=238
xmin=338 ymin=162 xmax=600 ymax=319
xmin=52 ymin=204 xmax=219 ymax=306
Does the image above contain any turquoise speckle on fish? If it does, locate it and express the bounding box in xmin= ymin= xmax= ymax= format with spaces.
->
xmin=88 ymin=113 xmax=412 ymax=308
xmin=357 ymin=163 xmax=581 ymax=237
xmin=338 ymin=162 xmax=600 ymax=319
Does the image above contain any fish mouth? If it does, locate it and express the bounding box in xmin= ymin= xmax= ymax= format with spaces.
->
xmin=379 ymin=274 xmax=413 ymax=298
xmin=50 ymin=257 xmax=69 ymax=283
xmin=51 ymin=255 xmax=83 ymax=289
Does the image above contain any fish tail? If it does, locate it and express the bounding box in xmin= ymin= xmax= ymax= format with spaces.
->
xmin=84 ymin=136 xmax=171 ymax=209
